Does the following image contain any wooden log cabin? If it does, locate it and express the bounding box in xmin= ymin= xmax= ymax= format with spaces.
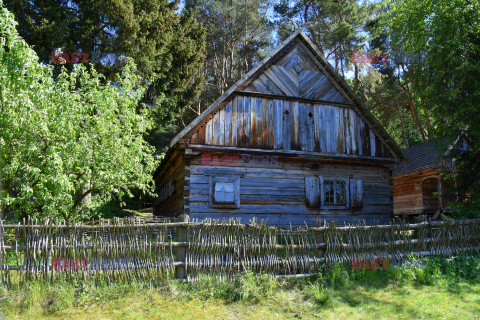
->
xmin=153 ymin=30 xmax=406 ymax=226
xmin=393 ymin=136 xmax=470 ymax=218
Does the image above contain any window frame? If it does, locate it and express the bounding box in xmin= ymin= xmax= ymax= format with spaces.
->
xmin=320 ymin=176 xmax=350 ymax=210
xmin=209 ymin=175 xmax=241 ymax=208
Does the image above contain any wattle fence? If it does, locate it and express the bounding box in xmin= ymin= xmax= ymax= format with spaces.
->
xmin=1 ymin=217 xmax=480 ymax=285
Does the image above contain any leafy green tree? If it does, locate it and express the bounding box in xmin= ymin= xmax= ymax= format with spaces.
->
xmin=4 ymin=0 xmax=206 ymax=153
xmin=378 ymin=0 xmax=480 ymax=212
xmin=0 ymin=6 xmax=157 ymax=221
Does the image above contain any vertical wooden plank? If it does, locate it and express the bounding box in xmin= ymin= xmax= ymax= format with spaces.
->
xmin=319 ymin=105 xmax=326 ymax=152
xmin=267 ymin=99 xmax=274 ymax=149
xmin=313 ymin=104 xmax=321 ymax=152
xmin=283 ymin=100 xmax=291 ymax=150
xmin=300 ymin=103 xmax=308 ymax=151
xmin=255 ymin=98 xmax=263 ymax=148
xmin=232 ymin=96 xmax=237 ymax=146
xmin=213 ymin=111 xmax=220 ymax=145
xmin=291 ymin=101 xmax=300 ymax=150
xmin=237 ymin=96 xmax=245 ymax=147
xmin=363 ymin=120 xmax=371 ymax=156
xmin=306 ymin=103 xmax=315 ymax=151
xmin=273 ymin=99 xmax=283 ymax=149
xmin=325 ymin=106 xmax=331 ymax=153
xmin=244 ymin=97 xmax=251 ymax=147
xmin=329 ymin=105 xmax=337 ymax=153
xmin=370 ymin=129 xmax=376 ymax=157
xmin=197 ymin=125 xmax=205 ymax=144
xmin=349 ymin=108 xmax=356 ymax=155
xmin=225 ymin=101 xmax=232 ymax=146
xmin=250 ymin=97 xmax=257 ymax=148
xmin=357 ymin=113 xmax=363 ymax=156
xmin=337 ymin=107 xmax=345 ymax=154
xmin=342 ymin=108 xmax=352 ymax=154
xmin=219 ymin=107 xmax=225 ymax=146
xmin=205 ymin=118 xmax=212 ymax=145
xmin=261 ymin=98 xmax=268 ymax=148
xmin=319 ymin=176 xmax=325 ymax=207
xmin=305 ymin=176 xmax=320 ymax=207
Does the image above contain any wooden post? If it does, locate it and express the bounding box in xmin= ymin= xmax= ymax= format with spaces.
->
xmin=175 ymin=225 xmax=187 ymax=280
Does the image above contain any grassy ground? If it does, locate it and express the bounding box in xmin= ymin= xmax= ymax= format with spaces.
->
xmin=1 ymin=255 xmax=480 ymax=319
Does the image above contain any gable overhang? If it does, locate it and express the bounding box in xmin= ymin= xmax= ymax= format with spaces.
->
xmin=164 ymin=30 xmax=406 ymax=164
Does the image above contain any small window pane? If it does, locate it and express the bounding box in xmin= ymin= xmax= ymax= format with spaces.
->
xmin=224 ymin=182 xmax=234 ymax=192
xmin=214 ymin=190 xmax=225 ymax=202
xmin=215 ymin=182 xmax=225 ymax=192
xmin=224 ymin=192 xmax=234 ymax=202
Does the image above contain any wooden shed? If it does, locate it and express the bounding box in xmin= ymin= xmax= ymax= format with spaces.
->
xmin=393 ymin=136 xmax=470 ymax=217
xmin=153 ymin=30 xmax=405 ymax=226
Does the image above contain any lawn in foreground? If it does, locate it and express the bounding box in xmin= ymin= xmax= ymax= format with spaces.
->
xmin=1 ymin=280 xmax=480 ymax=319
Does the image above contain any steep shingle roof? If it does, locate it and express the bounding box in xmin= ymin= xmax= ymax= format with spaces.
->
xmin=393 ymin=139 xmax=449 ymax=176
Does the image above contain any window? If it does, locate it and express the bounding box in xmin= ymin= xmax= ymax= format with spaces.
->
xmin=208 ymin=174 xmax=241 ymax=208
xmin=214 ymin=182 xmax=235 ymax=203
xmin=305 ymin=176 xmax=363 ymax=209
xmin=324 ymin=180 xmax=347 ymax=206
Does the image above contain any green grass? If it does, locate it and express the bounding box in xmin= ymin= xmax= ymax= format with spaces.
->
xmin=1 ymin=254 xmax=480 ymax=319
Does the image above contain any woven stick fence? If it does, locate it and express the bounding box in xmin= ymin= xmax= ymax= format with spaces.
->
xmin=1 ymin=217 xmax=480 ymax=284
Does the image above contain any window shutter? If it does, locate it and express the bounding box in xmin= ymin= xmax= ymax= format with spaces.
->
xmin=349 ymin=179 xmax=363 ymax=208
xmin=319 ymin=176 xmax=325 ymax=207
xmin=305 ymin=176 xmax=320 ymax=207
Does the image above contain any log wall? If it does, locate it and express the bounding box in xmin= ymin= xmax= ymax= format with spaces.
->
xmin=153 ymin=151 xmax=185 ymax=217
xmin=185 ymin=151 xmax=393 ymax=225
xmin=393 ymin=167 xmax=440 ymax=216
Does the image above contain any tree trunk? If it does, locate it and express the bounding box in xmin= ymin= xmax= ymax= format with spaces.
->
xmin=421 ymin=98 xmax=433 ymax=140
xmin=400 ymin=112 xmax=409 ymax=148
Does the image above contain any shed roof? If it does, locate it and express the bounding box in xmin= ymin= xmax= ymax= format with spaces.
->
xmin=392 ymin=139 xmax=449 ymax=176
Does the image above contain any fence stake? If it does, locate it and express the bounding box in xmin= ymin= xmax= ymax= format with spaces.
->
xmin=175 ymin=225 xmax=187 ymax=280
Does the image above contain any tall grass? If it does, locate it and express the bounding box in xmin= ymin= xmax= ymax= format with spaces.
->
xmin=1 ymin=253 xmax=480 ymax=317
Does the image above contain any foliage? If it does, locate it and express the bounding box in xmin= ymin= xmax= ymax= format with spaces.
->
xmin=0 ymin=6 xmax=157 ymax=221
xmin=2 ymin=254 xmax=480 ymax=319
xmin=4 ymin=0 xmax=206 ymax=154
xmin=378 ymin=0 xmax=480 ymax=203
xmin=184 ymin=0 xmax=273 ymax=115
xmin=274 ymin=0 xmax=374 ymax=90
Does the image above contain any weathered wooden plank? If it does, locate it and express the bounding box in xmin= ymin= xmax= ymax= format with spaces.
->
xmin=337 ymin=107 xmax=346 ymax=154
xmin=244 ymin=96 xmax=251 ymax=146
xmin=232 ymin=96 xmax=238 ymax=146
xmin=255 ymin=98 xmax=263 ymax=147
xmin=306 ymin=104 xmax=315 ymax=152
xmin=273 ymin=99 xmax=283 ymax=149
xmin=237 ymin=96 xmax=245 ymax=147
xmin=219 ymin=107 xmax=225 ymax=145
xmin=197 ymin=125 xmax=205 ymax=144
xmin=225 ymin=101 xmax=232 ymax=146
xmin=291 ymin=101 xmax=300 ymax=150
xmin=299 ymin=103 xmax=308 ymax=151
xmin=205 ymin=117 xmax=212 ymax=145
xmin=369 ymin=128 xmax=376 ymax=157
xmin=282 ymin=100 xmax=292 ymax=150
xmin=305 ymin=176 xmax=320 ymax=207
xmin=213 ymin=111 xmax=220 ymax=145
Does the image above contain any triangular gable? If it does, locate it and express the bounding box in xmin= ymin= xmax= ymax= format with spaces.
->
xmin=169 ymin=30 xmax=406 ymax=160
xmin=241 ymin=40 xmax=348 ymax=103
